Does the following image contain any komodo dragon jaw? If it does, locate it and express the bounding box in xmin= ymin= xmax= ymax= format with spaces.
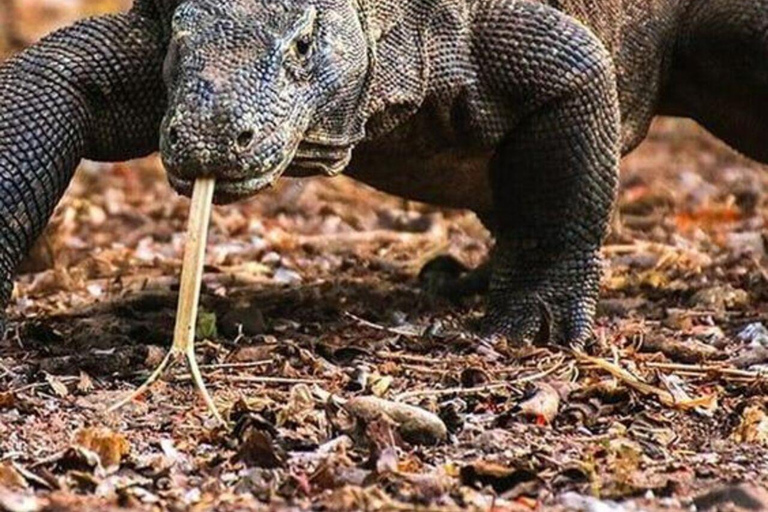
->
xmin=158 ymin=0 xmax=371 ymax=204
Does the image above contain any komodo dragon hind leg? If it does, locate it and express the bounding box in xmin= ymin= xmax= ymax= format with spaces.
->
xmin=475 ymin=2 xmax=621 ymax=348
xmin=0 ymin=8 xmax=167 ymax=333
xmin=663 ymin=0 xmax=768 ymax=164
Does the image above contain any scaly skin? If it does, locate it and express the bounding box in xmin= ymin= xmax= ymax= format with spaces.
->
xmin=0 ymin=0 xmax=766 ymax=346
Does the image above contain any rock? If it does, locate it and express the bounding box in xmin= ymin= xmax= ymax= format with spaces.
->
xmin=517 ymin=382 xmax=561 ymax=424
xmin=689 ymin=325 xmax=727 ymax=348
xmin=726 ymin=232 xmax=766 ymax=258
xmin=460 ymin=461 xmax=541 ymax=498
xmin=273 ymin=267 xmax=302 ymax=284
xmin=642 ymin=335 xmax=721 ymax=363
xmin=344 ymin=396 xmax=447 ymax=446
xmin=475 ymin=429 xmax=520 ymax=451
xmin=560 ymin=492 xmax=628 ymax=512
xmin=730 ymin=347 xmax=768 ymax=369
xmin=0 ymin=489 xmax=39 ymax=512
xmin=738 ymin=323 xmax=768 ymax=348
xmin=597 ymin=297 xmax=647 ymax=318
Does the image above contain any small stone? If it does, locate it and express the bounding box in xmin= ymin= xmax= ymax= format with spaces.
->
xmin=738 ymin=323 xmax=768 ymax=348
xmin=273 ymin=267 xmax=302 ymax=284
xmin=560 ymin=492 xmax=627 ymax=512
xmin=726 ymin=232 xmax=766 ymax=258
xmin=261 ymin=252 xmax=281 ymax=265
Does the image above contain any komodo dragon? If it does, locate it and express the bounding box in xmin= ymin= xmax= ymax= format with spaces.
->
xmin=0 ymin=0 xmax=766 ymax=347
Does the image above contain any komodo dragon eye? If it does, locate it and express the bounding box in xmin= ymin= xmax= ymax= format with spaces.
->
xmin=293 ymin=35 xmax=313 ymax=59
xmin=285 ymin=7 xmax=317 ymax=68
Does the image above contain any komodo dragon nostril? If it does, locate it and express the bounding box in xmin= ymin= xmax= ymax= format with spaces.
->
xmin=236 ymin=129 xmax=255 ymax=151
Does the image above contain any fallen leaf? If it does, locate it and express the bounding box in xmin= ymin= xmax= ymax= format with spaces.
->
xmin=0 ymin=462 xmax=27 ymax=490
xmin=76 ymin=372 xmax=94 ymax=394
xmin=196 ymin=310 xmax=218 ymax=339
xmin=0 ymin=392 xmax=16 ymax=410
xmin=370 ymin=375 xmax=393 ymax=397
xmin=72 ymin=427 xmax=130 ymax=473
xmin=45 ymin=374 xmax=68 ymax=398
xmin=517 ymin=383 xmax=561 ymax=424
xmin=236 ymin=429 xmax=286 ymax=469
xmin=731 ymin=404 xmax=768 ymax=445
xmin=276 ymin=383 xmax=315 ymax=427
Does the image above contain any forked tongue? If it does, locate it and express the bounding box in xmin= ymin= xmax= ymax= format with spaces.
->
xmin=109 ymin=178 xmax=225 ymax=426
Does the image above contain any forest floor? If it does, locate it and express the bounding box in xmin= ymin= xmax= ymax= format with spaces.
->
xmin=4 ymin=4 xmax=768 ymax=511
xmin=3 ymin=115 xmax=768 ymax=511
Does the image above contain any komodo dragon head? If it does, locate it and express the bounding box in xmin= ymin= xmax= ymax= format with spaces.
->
xmin=159 ymin=0 xmax=373 ymax=203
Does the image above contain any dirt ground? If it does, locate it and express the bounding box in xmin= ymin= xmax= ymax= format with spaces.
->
xmin=4 ymin=3 xmax=768 ymax=512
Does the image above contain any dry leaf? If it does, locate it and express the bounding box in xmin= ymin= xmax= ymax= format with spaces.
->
xmin=236 ymin=429 xmax=286 ymax=469
xmin=370 ymin=375 xmax=393 ymax=397
xmin=276 ymin=383 xmax=314 ymax=427
xmin=0 ymin=462 xmax=27 ymax=490
xmin=731 ymin=405 xmax=768 ymax=445
xmin=0 ymin=392 xmax=16 ymax=410
xmin=72 ymin=427 xmax=131 ymax=473
xmin=76 ymin=372 xmax=94 ymax=394
xmin=518 ymin=383 xmax=561 ymax=424
xmin=45 ymin=374 xmax=68 ymax=398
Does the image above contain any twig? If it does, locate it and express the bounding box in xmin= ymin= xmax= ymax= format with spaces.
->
xmin=375 ymin=351 xmax=445 ymax=365
xmin=10 ymin=376 xmax=79 ymax=394
xmin=394 ymin=359 xmax=565 ymax=402
xmin=344 ymin=311 xmax=423 ymax=337
xmin=400 ymin=363 xmax=449 ymax=375
xmin=644 ymin=362 xmax=766 ymax=380
xmin=293 ymin=225 xmax=446 ymax=251
xmin=199 ymin=360 xmax=273 ymax=370
xmin=575 ymin=352 xmax=714 ymax=409
xmin=175 ymin=374 xmax=323 ymax=385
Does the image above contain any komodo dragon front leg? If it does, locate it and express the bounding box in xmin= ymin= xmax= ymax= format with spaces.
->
xmin=0 ymin=6 xmax=168 ymax=325
xmin=476 ymin=1 xmax=621 ymax=347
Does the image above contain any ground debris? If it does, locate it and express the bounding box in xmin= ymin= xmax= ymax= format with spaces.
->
xmin=344 ymin=396 xmax=447 ymax=445
xmin=693 ymin=484 xmax=768 ymax=511
xmin=641 ymin=334 xmax=722 ymax=363
xmin=731 ymin=403 xmax=768 ymax=445
xmin=459 ymin=461 xmax=542 ymax=499
xmin=515 ymin=382 xmax=564 ymax=425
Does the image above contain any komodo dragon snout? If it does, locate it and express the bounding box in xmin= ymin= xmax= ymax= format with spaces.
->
xmin=159 ymin=0 xmax=370 ymax=204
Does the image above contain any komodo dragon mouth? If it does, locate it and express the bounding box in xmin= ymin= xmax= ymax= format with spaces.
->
xmin=165 ymin=138 xmax=302 ymax=204
xmin=166 ymin=137 xmax=354 ymax=204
